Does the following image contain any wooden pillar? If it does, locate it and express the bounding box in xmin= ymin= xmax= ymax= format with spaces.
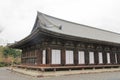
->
xmin=102 ymin=51 xmax=107 ymax=64
xmin=85 ymin=50 xmax=89 ymax=65
xmin=36 ymin=49 xmax=42 ymax=65
xmin=21 ymin=50 xmax=24 ymax=64
xmin=46 ymin=47 xmax=51 ymax=65
xmin=94 ymin=50 xmax=99 ymax=64
xmin=110 ymin=51 xmax=115 ymax=64
xmin=117 ymin=52 xmax=120 ymax=64
xmin=74 ymin=48 xmax=78 ymax=65
xmin=61 ymin=48 xmax=65 ymax=66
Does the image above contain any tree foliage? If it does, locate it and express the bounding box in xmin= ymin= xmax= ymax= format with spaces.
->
xmin=0 ymin=46 xmax=21 ymax=67
xmin=3 ymin=47 xmax=21 ymax=58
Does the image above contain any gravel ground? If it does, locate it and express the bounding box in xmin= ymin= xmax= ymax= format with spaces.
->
xmin=0 ymin=67 xmax=120 ymax=80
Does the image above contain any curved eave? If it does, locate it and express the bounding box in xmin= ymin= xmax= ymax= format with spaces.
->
xmin=9 ymin=28 xmax=40 ymax=49
xmin=9 ymin=26 xmax=120 ymax=49
xmin=39 ymin=26 xmax=120 ymax=47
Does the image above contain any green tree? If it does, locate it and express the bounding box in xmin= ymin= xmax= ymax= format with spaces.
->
xmin=3 ymin=47 xmax=10 ymax=58
xmin=3 ymin=47 xmax=21 ymax=58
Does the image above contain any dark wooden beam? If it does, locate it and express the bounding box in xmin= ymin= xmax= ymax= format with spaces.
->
xmin=117 ymin=52 xmax=120 ymax=64
xmin=61 ymin=47 xmax=65 ymax=66
xmin=46 ymin=47 xmax=51 ymax=65
xmin=36 ymin=49 xmax=42 ymax=65
xmin=74 ymin=48 xmax=78 ymax=65
xmin=94 ymin=50 xmax=99 ymax=64
xmin=110 ymin=51 xmax=115 ymax=64
xmin=85 ymin=50 xmax=89 ymax=65
xmin=102 ymin=51 xmax=107 ymax=64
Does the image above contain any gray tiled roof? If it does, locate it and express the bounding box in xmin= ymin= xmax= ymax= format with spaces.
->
xmin=36 ymin=12 xmax=120 ymax=44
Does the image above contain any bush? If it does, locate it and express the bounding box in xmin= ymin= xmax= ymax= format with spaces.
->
xmin=0 ymin=62 xmax=11 ymax=67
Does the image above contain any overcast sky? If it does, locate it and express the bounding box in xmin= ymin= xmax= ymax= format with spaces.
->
xmin=0 ymin=0 xmax=120 ymax=45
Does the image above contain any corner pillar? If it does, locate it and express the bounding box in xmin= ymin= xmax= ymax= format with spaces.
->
xmin=21 ymin=50 xmax=24 ymax=64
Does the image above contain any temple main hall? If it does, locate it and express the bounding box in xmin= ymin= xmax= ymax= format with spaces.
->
xmin=10 ymin=12 xmax=120 ymax=71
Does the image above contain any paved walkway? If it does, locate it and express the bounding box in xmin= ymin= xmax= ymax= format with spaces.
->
xmin=11 ymin=67 xmax=120 ymax=77
xmin=0 ymin=67 xmax=38 ymax=80
xmin=1 ymin=67 xmax=120 ymax=80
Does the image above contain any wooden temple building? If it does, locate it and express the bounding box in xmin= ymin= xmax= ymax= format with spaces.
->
xmin=10 ymin=12 xmax=120 ymax=71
